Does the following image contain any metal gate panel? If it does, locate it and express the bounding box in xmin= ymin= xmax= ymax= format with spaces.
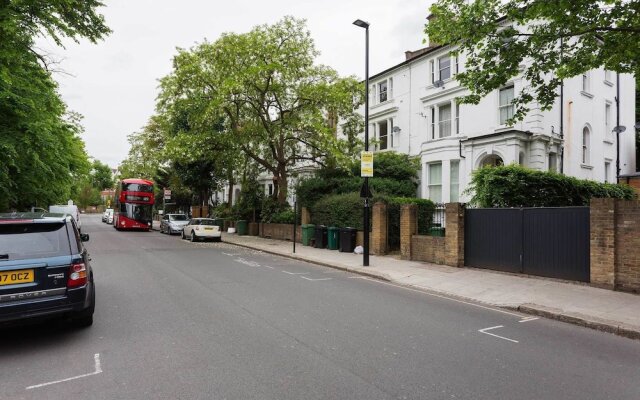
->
xmin=522 ymin=207 xmax=590 ymax=282
xmin=464 ymin=209 xmax=522 ymax=273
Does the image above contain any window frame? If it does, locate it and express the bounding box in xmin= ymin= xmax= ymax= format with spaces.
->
xmin=498 ymin=86 xmax=515 ymax=125
xmin=378 ymin=80 xmax=388 ymax=103
xmin=582 ymin=126 xmax=591 ymax=165
xmin=438 ymin=103 xmax=452 ymax=138
xmin=438 ymin=55 xmax=451 ymax=81
xmin=428 ymin=162 xmax=443 ymax=203
xmin=450 ymin=160 xmax=459 ymax=202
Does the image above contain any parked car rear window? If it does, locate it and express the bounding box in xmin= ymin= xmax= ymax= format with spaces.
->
xmin=169 ymin=215 xmax=187 ymax=221
xmin=0 ymin=223 xmax=71 ymax=261
xmin=198 ymin=219 xmax=216 ymax=226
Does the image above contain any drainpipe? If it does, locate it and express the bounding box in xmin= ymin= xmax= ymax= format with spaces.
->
xmin=559 ymin=79 xmax=564 ymax=174
xmin=559 ymin=37 xmax=565 ymax=174
xmin=616 ymin=73 xmax=621 ymax=179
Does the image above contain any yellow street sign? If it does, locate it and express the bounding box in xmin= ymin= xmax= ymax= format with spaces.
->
xmin=361 ymin=151 xmax=373 ymax=177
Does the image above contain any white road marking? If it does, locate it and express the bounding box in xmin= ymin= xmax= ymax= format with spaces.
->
xmin=234 ymin=258 xmax=261 ymax=268
xmin=360 ymin=277 xmax=524 ymax=318
xmin=263 ymin=265 xmax=275 ymax=269
xmin=478 ymin=326 xmax=519 ymax=343
xmin=222 ymin=252 xmax=239 ymax=256
xmin=26 ymin=353 xmax=102 ymax=390
xmin=300 ymin=277 xmax=332 ymax=281
xmin=519 ymin=317 xmax=539 ymax=323
xmin=282 ymin=271 xmax=307 ymax=275
xmin=348 ymin=276 xmax=367 ymax=279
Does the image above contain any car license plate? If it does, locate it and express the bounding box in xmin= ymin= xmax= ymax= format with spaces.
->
xmin=205 ymin=227 xmax=213 ymax=230
xmin=0 ymin=269 xmax=34 ymax=286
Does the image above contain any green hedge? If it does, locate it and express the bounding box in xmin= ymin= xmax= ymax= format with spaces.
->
xmin=467 ymin=165 xmax=636 ymax=207
xmin=310 ymin=192 xmax=365 ymax=229
xmin=296 ymin=151 xmax=420 ymax=208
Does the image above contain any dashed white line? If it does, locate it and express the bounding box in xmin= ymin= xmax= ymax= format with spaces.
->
xmin=300 ymin=277 xmax=332 ymax=281
xmin=234 ymin=258 xmax=261 ymax=268
xmin=478 ymin=326 xmax=519 ymax=343
xmin=26 ymin=353 xmax=102 ymax=390
xmin=519 ymin=317 xmax=539 ymax=323
xmin=222 ymin=252 xmax=239 ymax=256
xmin=282 ymin=271 xmax=307 ymax=275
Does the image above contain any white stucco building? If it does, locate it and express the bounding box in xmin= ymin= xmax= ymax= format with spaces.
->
xmin=353 ymin=43 xmax=636 ymax=203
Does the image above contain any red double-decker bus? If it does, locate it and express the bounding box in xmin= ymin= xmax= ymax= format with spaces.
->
xmin=113 ymin=178 xmax=154 ymax=231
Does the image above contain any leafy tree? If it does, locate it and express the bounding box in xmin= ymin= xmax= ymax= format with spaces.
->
xmin=425 ymin=0 xmax=640 ymax=122
xmin=118 ymin=116 xmax=166 ymax=181
xmin=158 ymin=17 xmax=363 ymax=204
xmin=90 ymin=159 xmax=113 ymax=190
xmin=0 ymin=1 xmax=110 ymax=211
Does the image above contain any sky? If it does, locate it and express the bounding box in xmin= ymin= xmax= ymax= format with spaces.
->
xmin=39 ymin=0 xmax=433 ymax=168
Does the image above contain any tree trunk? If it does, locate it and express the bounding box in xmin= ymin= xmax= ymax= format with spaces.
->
xmin=227 ymin=173 xmax=234 ymax=206
xmin=276 ymin=166 xmax=288 ymax=205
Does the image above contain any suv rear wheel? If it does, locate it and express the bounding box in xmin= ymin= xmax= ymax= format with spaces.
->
xmin=72 ymin=284 xmax=95 ymax=328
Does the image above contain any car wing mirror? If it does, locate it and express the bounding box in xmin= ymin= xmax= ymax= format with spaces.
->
xmin=80 ymin=233 xmax=90 ymax=242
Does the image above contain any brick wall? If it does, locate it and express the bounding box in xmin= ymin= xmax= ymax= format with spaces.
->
xmin=590 ymin=198 xmax=616 ymax=287
xmin=260 ymin=223 xmax=302 ymax=243
xmin=400 ymin=204 xmax=417 ymax=260
xmin=371 ymin=202 xmax=388 ymax=255
xmin=618 ymin=176 xmax=640 ymax=195
xmin=615 ymin=200 xmax=640 ymax=292
xmin=412 ymin=235 xmax=446 ymax=263
xmin=401 ymin=203 xmax=464 ymax=266
xmin=591 ymin=198 xmax=640 ymax=293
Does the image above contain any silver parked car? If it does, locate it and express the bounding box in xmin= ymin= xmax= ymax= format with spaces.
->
xmin=181 ymin=218 xmax=222 ymax=242
xmin=160 ymin=213 xmax=189 ymax=235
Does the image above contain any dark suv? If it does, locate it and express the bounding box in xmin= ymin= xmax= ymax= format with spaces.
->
xmin=0 ymin=213 xmax=95 ymax=327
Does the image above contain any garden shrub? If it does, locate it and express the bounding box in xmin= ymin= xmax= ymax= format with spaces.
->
xmin=311 ymin=192 xmax=364 ymax=229
xmin=467 ymin=164 xmax=636 ymax=207
xmin=296 ymin=152 xmax=420 ymax=208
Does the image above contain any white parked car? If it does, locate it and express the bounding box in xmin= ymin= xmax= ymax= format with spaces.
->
xmin=181 ymin=218 xmax=222 ymax=242
xmin=102 ymin=208 xmax=114 ymax=223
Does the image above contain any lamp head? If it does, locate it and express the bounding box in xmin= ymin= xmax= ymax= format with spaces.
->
xmin=353 ymin=19 xmax=370 ymax=29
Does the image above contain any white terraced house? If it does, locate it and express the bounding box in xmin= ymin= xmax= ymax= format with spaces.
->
xmin=352 ymin=42 xmax=636 ymax=203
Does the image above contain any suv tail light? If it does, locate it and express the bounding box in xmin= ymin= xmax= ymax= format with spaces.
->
xmin=67 ymin=263 xmax=87 ymax=288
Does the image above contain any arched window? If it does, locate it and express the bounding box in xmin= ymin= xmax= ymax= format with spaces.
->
xmin=582 ymin=126 xmax=590 ymax=164
xmin=480 ymin=154 xmax=504 ymax=168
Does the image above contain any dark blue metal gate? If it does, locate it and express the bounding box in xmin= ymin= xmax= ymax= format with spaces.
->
xmin=465 ymin=207 xmax=590 ymax=282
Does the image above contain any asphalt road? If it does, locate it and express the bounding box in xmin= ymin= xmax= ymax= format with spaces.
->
xmin=1 ymin=214 xmax=639 ymax=400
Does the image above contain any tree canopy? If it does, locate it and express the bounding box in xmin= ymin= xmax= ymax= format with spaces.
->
xmin=157 ymin=16 xmax=363 ymax=204
xmin=0 ymin=1 xmax=110 ymax=211
xmin=425 ymin=0 xmax=640 ymax=122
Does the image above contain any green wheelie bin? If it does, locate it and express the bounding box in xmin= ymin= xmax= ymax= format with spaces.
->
xmin=302 ymin=224 xmax=315 ymax=246
xmin=327 ymin=227 xmax=340 ymax=250
xmin=236 ymin=220 xmax=248 ymax=236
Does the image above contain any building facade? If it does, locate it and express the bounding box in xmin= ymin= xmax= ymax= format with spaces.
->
xmin=353 ymin=44 xmax=636 ymax=203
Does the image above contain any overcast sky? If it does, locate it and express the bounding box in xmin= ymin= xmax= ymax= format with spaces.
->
xmin=40 ymin=0 xmax=433 ymax=168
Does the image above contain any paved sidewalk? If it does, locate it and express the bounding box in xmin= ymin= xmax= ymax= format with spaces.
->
xmin=216 ymin=231 xmax=640 ymax=340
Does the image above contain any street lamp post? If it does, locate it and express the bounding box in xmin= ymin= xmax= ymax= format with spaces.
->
xmin=353 ymin=19 xmax=370 ymax=266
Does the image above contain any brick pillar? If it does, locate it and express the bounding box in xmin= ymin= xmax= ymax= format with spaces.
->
xmin=444 ymin=203 xmax=465 ymax=267
xmin=590 ymin=198 xmax=616 ymax=288
xmin=371 ymin=202 xmax=388 ymax=255
xmin=400 ymin=204 xmax=417 ymax=260
xmin=301 ymin=207 xmax=311 ymax=225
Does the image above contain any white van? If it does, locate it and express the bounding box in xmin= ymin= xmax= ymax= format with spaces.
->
xmin=49 ymin=200 xmax=82 ymax=232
